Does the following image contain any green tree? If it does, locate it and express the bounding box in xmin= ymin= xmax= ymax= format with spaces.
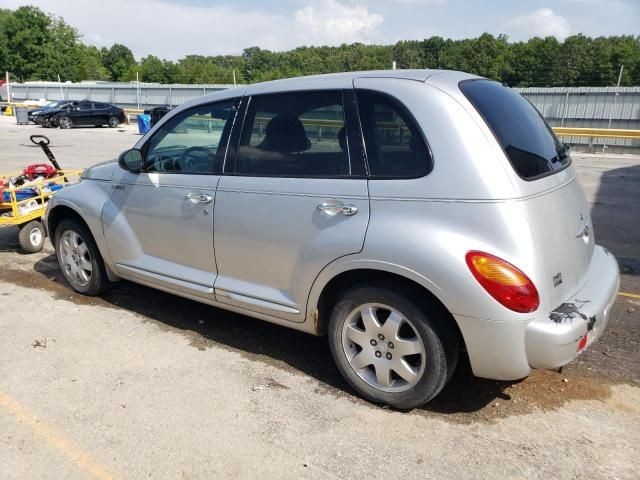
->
xmin=3 ymin=6 xmax=51 ymax=81
xmin=102 ymin=43 xmax=136 ymax=81
xmin=140 ymin=55 xmax=170 ymax=83
xmin=439 ymin=33 xmax=511 ymax=81
xmin=422 ymin=36 xmax=448 ymax=68
xmin=0 ymin=9 xmax=12 ymax=75
xmin=74 ymin=45 xmax=110 ymax=81
xmin=392 ymin=41 xmax=425 ymax=69
xmin=40 ymin=15 xmax=82 ymax=81
xmin=609 ymin=36 xmax=640 ymax=85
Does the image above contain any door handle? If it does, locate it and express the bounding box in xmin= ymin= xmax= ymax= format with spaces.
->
xmin=186 ymin=192 xmax=213 ymax=204
xmin=317 ymin=202 xmax=358 ymax=216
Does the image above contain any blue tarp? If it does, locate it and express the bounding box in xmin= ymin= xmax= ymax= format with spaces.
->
xmin=137 ymin=114 xmax=151 ymax=135
xmin=2 ymin=184 xmax=62 ymax=202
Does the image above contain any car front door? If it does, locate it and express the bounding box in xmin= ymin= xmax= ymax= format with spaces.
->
xmin=213 ymin=88 xmax=369 ymax=322
xmin=102 ymin=98 xmax=239 ymax=298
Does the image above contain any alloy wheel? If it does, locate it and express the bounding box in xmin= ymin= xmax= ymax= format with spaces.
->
xmin=341 ymin=303 xmax=426 ymax=392
xmin=59 ymin=230 xmax=92 ymax=287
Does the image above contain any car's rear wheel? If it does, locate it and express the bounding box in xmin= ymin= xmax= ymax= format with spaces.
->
xmin=108 ymin=116 xmax=119 ymax=128
xmin=328 ymin=284 xmax=458 ymax=409
xmin=54 ymin=219 xmax=112 ymax=295
xmin=58 ymin=116 xmax=72 ymax=129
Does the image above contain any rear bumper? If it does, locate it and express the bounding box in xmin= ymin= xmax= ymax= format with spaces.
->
xmin=525 ymin=245 xmax=619 ymax=369
xmin=455 ymin=245 xmax=619 ymax=380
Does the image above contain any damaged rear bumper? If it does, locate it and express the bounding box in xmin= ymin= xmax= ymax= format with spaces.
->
xmin=525 ymin=245 xmax=619 ymax=369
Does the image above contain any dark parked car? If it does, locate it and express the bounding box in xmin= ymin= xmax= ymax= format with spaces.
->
xmin=31 ymin=100 xmax=125 ymax=128
xmin=51 ymin=100 xmax=126 ymax=128
xmin=30 ymin=101 xmax=77 ymax=126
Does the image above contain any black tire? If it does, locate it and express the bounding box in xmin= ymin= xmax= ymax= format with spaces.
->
xmin=18 ymin=220 xmax=45 ymax=253
xmin=58 ymin=116 xmax=72 ymax=129
xmin=108 ymin=116 xmax=119 ymax=128
xmin=328 ymin=284 xmax=458 ymax=409
xmin=53 ymin=218 xmax=113 ymax=295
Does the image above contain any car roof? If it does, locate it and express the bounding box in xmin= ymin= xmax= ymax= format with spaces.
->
xmin=174 ymin=69 xmax=483 ymax=114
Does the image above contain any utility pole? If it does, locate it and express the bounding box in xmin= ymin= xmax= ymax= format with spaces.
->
xmin=5 ymin=71 xmax=10 ymax=102
xmin=136 ymin=71 xmax=140 ymax=109
xmin=233 ymin=69 xmax=237 ymax=86
xmin=603 ymin=64 xmax=623 ymax=153
xmin=58 ymin=74 xmax=64 ymax=100
xmin=392 ymin=61 xmax=397 ymax=70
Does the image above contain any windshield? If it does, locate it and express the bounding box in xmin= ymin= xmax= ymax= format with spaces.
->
xmin=460 ymin=79 xmax=570 ymax=180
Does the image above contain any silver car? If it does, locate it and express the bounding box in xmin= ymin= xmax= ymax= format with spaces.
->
xmin=46 ymin=70 xmax=620 ymax=409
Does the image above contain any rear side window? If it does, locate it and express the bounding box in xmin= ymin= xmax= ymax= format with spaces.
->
xmin=460 ymin=80 xmax=569 ymax=180
xmin=235 ymin=90 xmax=351 ymax=177
xmin=356 ymin=90 xmax=431 ymax=178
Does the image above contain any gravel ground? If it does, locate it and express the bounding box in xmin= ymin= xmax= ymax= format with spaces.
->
xmin=0 ymin=115 xmax=639 ymax=479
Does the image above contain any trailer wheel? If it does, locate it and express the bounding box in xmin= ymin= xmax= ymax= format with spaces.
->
xmin=18 ymin=220 xmax=45 ymax=253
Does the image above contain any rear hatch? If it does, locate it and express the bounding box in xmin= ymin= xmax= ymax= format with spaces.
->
xmin=460 ymin=79 xmax=594 ymax=310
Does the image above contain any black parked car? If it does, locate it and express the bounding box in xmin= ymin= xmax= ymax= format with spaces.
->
xmin=30 ymin=101 xmax=77 ymax=126
xmin=34 ymin=100 xmax=126 ymax=128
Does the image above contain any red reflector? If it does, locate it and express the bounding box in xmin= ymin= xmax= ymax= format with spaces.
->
xmin=577 ymin=335 xmax=588 ymax=352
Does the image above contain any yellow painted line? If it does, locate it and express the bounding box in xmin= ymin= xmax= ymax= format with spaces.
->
xmin=618 ymin=291 xmax=640 ymax=300
xmin=0 ymin=391 xmax=119 ymax=480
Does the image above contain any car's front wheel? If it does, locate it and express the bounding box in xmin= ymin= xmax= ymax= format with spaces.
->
xmin=54 ymin=219 xmax=112 ymax=295
xmin=328 ymin=284 xmax=458 ymax=409
xmin=108 ymin=116 xmax=119 ymax=128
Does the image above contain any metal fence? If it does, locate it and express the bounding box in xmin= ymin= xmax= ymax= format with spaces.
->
xmin=3 ymin=82 xmax=235 ymax=109
xmin=4 ymin=81 xmax=640 ymax=152
xmin=516 ymin=86 xmax=640 ymax=151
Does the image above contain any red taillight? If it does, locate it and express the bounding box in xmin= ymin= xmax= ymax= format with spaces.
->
xmin=465 ymin=251 xmax=540 ymax=313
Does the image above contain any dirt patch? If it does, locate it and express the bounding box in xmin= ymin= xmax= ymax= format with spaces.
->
xmin=418 ymin=364 xmax=613 ymax=424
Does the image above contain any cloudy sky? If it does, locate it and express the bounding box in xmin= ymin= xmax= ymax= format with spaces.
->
xmin=1 ymin=0 xmax=638 ymax=60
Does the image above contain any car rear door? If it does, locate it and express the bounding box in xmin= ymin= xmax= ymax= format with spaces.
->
xmin=102 ymin=98 xmax=239 ymax=298
xmin=93 ymin=102 xmax=110 ymax=125
xmin=71 ymin=101 xmax=94 ymax=126
xmin=212 ymin=86 xmax=369 ymax=322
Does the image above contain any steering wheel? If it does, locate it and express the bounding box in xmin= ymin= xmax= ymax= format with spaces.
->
xmin=180 ymin=146 xmax=215 ymax=172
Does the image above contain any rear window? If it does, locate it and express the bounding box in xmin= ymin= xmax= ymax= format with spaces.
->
xmin=460 ymin=79 xmax=569 ymax=180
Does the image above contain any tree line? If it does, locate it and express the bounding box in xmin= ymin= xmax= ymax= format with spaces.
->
xmin=1 ymin=5 xmax=638 ymax=87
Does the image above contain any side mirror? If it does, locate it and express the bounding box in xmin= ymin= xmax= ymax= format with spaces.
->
xmin=118 ymin=148 xmax=143 ymax=173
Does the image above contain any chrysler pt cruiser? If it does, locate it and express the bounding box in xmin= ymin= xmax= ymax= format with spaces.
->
xmin=45 ymin=70 xmax=620 ymax=409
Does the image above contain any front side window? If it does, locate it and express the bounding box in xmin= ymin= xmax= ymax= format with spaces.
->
xmin=356 ymin=90 xmax=431 ymax=178
xmin=143 ymin=100 xmax=235 ymax=174
xmin=459 ymin=79 xmax=570 ymax=180
xmin=234 ymin=90 xmax=351 ymax=177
